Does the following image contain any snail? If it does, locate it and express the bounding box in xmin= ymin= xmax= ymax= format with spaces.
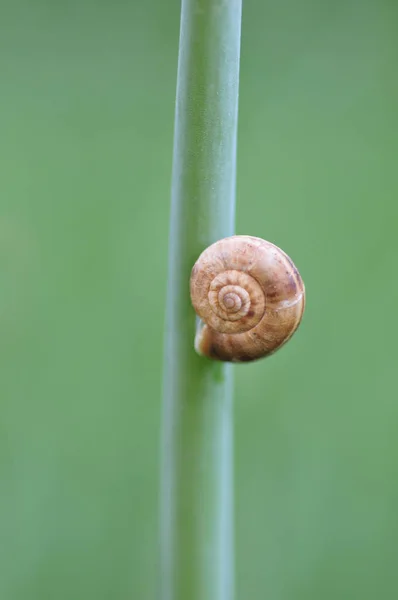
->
xmin=190 ymin=235 xmax=305 ymax=362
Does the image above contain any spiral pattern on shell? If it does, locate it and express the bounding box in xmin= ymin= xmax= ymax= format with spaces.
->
xmin=190 ymin=235 xmax=305 ymax=362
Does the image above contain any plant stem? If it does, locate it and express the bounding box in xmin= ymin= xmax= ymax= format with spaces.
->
xmin=161 ymin=1 xmax=242 ymax=599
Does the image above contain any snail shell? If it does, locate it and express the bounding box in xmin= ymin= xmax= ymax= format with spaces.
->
xmin=190 ymin=235 xmax=305 ymax=362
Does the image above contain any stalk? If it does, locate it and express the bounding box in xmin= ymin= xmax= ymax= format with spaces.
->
xmin=161 ymin=1 xmax=242 ymax=599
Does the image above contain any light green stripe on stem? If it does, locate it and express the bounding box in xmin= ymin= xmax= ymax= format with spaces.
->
xmin=161 ymin=1 xmax=242 ymax=599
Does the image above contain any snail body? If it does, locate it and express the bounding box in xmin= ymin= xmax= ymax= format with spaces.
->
xmin=190 ymin=235 xmax=305 ymax=362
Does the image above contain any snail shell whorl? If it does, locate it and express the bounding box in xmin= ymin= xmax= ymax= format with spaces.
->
xmin=190 ymin=235 xmax=305 ymax=362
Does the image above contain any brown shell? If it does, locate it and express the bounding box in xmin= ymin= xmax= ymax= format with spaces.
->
xmin=190 ymin=235 xmax=305 ymax=362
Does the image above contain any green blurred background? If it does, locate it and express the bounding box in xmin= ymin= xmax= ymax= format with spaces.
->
xmin=1 ymin=0 xmax=397 ymax=598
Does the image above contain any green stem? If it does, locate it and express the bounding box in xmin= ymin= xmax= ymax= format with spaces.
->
xmin=161 ymin=1 xmax=242 ymax=599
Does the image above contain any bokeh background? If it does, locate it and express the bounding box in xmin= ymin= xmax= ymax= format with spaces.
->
xmin=1 ymin=0 xmax=397 ymax=598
